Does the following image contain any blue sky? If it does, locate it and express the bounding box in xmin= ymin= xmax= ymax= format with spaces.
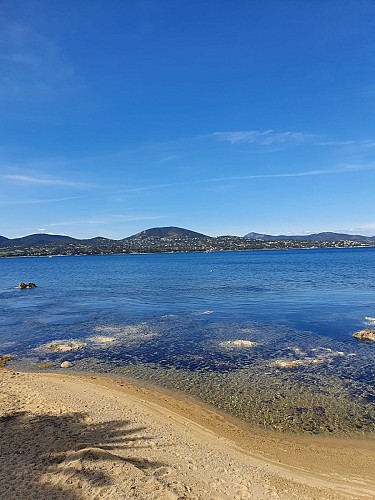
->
xmin=1 ymin=0 xmax=375 ymax=239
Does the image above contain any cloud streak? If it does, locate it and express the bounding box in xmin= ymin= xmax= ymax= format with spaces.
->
xmin=208 ymin=130 xmax=375 ymax=152
xmin=0 ymin=195 xmax=88 ymax=206
xmin=2 ymin=174 xmax=91 ymax=188
xmin=209 ymin=130 xmax=314 ymax=145
xmin=41 ymin=214 xmax=168 ymax=228
xmin=318 ymin=139 xmax=375 ymax=148
xmin=119 ymin=162 xmax=374 ymax=193
xmin=206 ymin=163 xmax=371 ymax=182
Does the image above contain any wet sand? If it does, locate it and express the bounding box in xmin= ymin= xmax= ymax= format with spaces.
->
xmin=1 ymin=368 xmax=374 ymax=499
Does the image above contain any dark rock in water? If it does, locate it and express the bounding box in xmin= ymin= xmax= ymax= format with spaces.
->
xmin=18 ymin=282 xmax=37 ymax=289
xmin=352 ymin=329 xmax=375 ymax=341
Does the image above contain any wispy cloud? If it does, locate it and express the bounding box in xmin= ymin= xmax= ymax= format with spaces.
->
xmin=318 ymin=139 xmax=375 ymax=148
xmin=118 ymin=162 xmax=374 ymax=193
xmin=156 ymin=154 xmax=181 ymax=163
xmin=41 ymin=214 xmax=167 ymax=228
xmin=209 ymin=130 xmax=314 ymax=146
xmin=318 ymin=140 xmax=356 ymax=146
xmin=1 ymin=174 xmax=91 ymax=188
xmin=0 ymin=195 xmax=88 ymax=206
xmin=120 ymin=183 xmax=179 ymax=193
xmin=333 ymin=224 xmax=375 ymax=236
xmin=206 ymin=163 xmax=373 ymax=182
xmin=208 ymin=130 xmax=375 ymax=151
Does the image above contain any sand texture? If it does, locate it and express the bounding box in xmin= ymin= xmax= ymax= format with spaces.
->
xmin=1 ymin=369 xmax=374 ymax=499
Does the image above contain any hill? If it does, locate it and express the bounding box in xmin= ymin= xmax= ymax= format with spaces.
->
xmin=0 ymin=236 xmax=10 ymax=245
xmin=0 ymin=227 xmax=375 ymax=257
xmin=244 ymin=231 xmax=375 ymax=242
xmin=0 ymin=227 xmax=210 ymax=249
xmin=126 ymin=226 xmax=209 ymax=240
xmin=3 ymin=234 xmax=78 ymax=247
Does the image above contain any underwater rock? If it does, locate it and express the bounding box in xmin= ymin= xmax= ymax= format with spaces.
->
xmin=0 ymin=355 xmax=12 ymax=367
xmin=60 ymin=361 xmax=72 ymax=368
xmin=273 ymin=359 xmax=306 ymax=369
xmin=365 ymin=316 xmax=375 ymax=323
xmin=273 ymin=357 xmax=326 ymax=369
xmin=18 ymin=282 xmax=37 ymax=289
xmin=94 ymin=324 xmax=157 ymax=342
xmin=43 ymin=340 xmax=87 ymax=352
xmin=219 ymin=339 xmax=256 ymax=348
xmin=89 ymin=336 xmax=115 ymax=343
xmin=274 ymin=346 xmax=351 ymax=370
xmin=353 ymin=329 xmax=375 ymax=341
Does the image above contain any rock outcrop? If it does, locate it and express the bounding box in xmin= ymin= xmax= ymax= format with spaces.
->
xmin=0 ymin=355 xmax=12 ymax=367
xmin=18 ymin=282 xmax=37 ymax=289
xmin=352 ymin=329 xmax=375 ymax=341
xmin=43 ymin=340 xmax=87 ymax=352
xmin=60 ymin=361 xmax=73 ymax=368
xmin=219 ymin=339 xmax=256 ymax=348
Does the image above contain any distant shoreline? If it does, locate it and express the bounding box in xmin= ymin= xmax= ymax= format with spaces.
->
xmin=2 ymin=244 xmax=375 ymax=259
xmin=2 ymin=226 xmax=375 ymax=258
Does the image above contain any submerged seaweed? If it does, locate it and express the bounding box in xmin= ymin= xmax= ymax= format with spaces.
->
xmin=10 ymin=315 xmax=375 ymax=435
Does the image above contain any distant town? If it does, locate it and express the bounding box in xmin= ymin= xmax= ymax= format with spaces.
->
xmin=0 ymin=227 xmax=374 ymax=258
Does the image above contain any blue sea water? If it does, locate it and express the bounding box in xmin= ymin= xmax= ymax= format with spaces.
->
xmin=1 ymin=248 xmax=375 ymax=434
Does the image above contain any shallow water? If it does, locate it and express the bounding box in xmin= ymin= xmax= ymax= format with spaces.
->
xmin=1 ymin=249 xmax=374 ymax=434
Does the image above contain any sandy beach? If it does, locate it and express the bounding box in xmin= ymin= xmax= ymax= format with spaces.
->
xmin=1 ymin=368 xmax=374 ymax=499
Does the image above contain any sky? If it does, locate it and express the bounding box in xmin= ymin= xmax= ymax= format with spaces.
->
xmin=1 ymin=0 xmax=375 ymax=239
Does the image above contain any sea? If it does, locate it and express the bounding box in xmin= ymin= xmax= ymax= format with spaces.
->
xmin=1 ymin=248 xmax=375 ymax=435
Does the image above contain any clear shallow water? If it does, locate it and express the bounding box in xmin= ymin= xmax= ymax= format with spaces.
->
xmin=1 ymin=248 xmax=375 ymax=435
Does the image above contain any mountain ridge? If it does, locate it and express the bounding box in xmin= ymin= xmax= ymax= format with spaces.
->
xmin=124 ymin=226 xmax=210 ymax=240
xmin=1 ymin=227 xmax=375 ymax=247
xmin=0 ymin=227 xmax=211 ymax=248
xmin=244 ymin=231 xmax=375 ymax=242
xmin=0 ymin=226 xmax=374 ymax=257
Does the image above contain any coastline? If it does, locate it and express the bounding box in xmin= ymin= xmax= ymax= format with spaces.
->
xmin=1 ymin=368 xmax=374 ymax=499
xmin=2 ymin=244 xmax=375 ymax=259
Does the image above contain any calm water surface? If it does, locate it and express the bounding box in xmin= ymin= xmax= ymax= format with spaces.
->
xmin=1 ymin=248 xmax=374 ymax=435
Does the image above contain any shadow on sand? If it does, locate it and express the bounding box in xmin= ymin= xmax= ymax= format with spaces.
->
xmin=0 ymin=410 xmax=166 ymax=499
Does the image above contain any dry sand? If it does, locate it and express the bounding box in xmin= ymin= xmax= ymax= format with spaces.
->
xmin=0 ymin=368 xmax=374 ymax=499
